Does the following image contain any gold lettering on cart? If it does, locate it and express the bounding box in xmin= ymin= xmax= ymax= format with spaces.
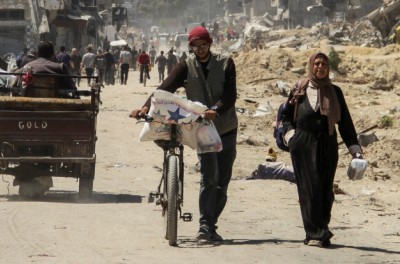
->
xmin=18 ymin=121 xmax=48 ymax=129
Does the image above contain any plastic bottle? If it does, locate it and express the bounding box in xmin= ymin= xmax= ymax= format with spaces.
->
xmin=347 ymin=158 xmax=368 ymax=180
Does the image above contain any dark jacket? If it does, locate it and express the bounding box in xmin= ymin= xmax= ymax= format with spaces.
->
xmin=25 ymin=57 xmax=77 ymax=91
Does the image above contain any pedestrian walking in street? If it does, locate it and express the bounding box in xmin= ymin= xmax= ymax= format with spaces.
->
xmin=56 ymin=46 xmax=73 ymax=73
xmin=149 ymin=45 xmax=157 ymax=66
xmin=119 ymin=45 xmax=132 ymax=85
xmin=81 ymin=46 xmax=96 ymax=86
xmin=166 ymin=49 xmax=177 ymax=75
xmin=70 ymin=48 xmax=82 ymax=86
xmin=104 ymin=49 xmax=116 ymax=85
xmin=94 ymin=48 xmax=106 ymax=85
xmin=131 ymin=46 xmax=138 ymax=71
xmin=155 ymin=50 xmax=167 ymax=82
xmin=281 ymin=52 xmax=364 ymax=248
xmin=137 ymin=50 xmax=150 ymax=83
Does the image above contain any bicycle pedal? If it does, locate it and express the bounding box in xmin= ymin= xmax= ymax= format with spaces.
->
xmin=149 ymin=191 xmax=159 ymax=197
xmin=181 ymin=213 xmax=192 ymax=222
xmin=148 ymin=191 xmax=159 ymax=203
xmin=147 ymin=196 xmax=155 ymax=203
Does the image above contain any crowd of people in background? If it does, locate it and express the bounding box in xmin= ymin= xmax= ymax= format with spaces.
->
xmin=13 ymin=20 xmax=233 ymax=89
xmin=14 ymin=37 xmax=192 ymax=88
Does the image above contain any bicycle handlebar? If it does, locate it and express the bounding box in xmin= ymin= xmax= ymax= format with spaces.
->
xmin=139 ymin=114 xmax=154 ymax=123
xmin=137 ymin=113 xmax=205 ymax=125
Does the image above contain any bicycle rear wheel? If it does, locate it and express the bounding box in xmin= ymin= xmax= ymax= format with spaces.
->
xmin=143 ymin=69 xmax=147 ymax=87
xmin=165 ymin=155 xmax=178 ymax=246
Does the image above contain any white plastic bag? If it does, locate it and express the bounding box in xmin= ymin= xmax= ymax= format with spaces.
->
xmin=196 ymin=121 xmax=223 ymax=154
xmin=139 ymin=90 xmax=222 ymax=153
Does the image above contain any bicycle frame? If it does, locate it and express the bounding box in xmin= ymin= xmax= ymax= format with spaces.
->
xmin=154 ymin=123 xmax=190 ymax=221
xmin=145 ymin=118 xmax=193 ymax=246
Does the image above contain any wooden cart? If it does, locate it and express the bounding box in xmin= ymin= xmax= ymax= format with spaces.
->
xmin=0 ymin=75 xmax=100 ymax=198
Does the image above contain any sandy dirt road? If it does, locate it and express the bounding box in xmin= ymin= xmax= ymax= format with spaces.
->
xmin=1 ymin=66 xmax=400 ymax=264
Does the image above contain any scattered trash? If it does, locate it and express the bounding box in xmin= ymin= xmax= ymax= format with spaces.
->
xmin=244 ymin=99 xmax=258 ymax=104
xmin=254 ymin=102 xmax=273 ymax=117
xmin=361 ymin=187 xmax=376 ymax=196
xmin=276 ymin=80 xmax=289 ymax=96
xmin=236 ymin=107 xmax=246 ymax=114
xmin=106 ymin=163 xmax=129 ymax=168
xmin=333 ymin=183 xmax=347 ymax=195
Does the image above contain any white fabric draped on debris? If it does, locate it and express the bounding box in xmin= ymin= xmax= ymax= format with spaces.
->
xmin=243 ymin=23 xmax=270 ymax=39
xmin=110 ymin=39 xmax=127 ymax=47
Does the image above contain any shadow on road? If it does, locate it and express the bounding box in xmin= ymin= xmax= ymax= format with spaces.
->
xmin=177 ymin=237 xmax=400 ymax=254
xmin=329 ymin=244 xmax=400 ymax=254
xmin=0 ymin=190 xmax=143 ymax=204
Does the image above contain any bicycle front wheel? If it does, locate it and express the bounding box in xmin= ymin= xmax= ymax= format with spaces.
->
xmin=166 ymin=155 xmax=178 ymax=246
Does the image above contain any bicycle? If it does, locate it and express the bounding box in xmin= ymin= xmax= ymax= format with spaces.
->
xmin=139 ymin=114 xmax=197 ymax=246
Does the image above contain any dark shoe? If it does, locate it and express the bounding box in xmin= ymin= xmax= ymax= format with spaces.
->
xmin=321 ymin=239 xmax=331 ymax=248
xmin=322 ymin=230 xmax=334 ymax=241
xmin=307 ymin=239 xmax=331 ymax=248
xmin=210 ymin=230 xmax=223 ymax=241
xmin=196 ymin=225 xmax=211 ymax=241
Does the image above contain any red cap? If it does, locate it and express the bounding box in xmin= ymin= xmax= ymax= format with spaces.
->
xmin=188 ymin=27 xmax=213 ymax=44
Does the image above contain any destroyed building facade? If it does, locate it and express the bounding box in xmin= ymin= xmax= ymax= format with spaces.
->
xmin=0 ymin=0 xmax=125 ymax=55
xmin=223 ymin=0 xmax=385 ymax=29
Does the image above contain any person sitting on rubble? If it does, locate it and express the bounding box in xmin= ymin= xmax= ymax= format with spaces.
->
xmin=246 ymin=147 xmax=296 ymax=183
xmin=14 ymin=41 xmax=78 ymax=197
xmin=21 ymin=41 xmax=77 ymax=98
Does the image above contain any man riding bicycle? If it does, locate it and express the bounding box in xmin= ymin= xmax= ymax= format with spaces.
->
xmin=138 ymin=50 xmax=150 ymax=84
xmin=130 ymin=27 xmax=238 ymax=242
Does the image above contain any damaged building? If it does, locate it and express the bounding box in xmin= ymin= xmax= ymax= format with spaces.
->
xmin=0 ymin=0 xmax=38 ymax=54
xmin=223 ymin=0 xmax=385 ymax=29
xmin=0 ymin=0 xmax=126 ymax=55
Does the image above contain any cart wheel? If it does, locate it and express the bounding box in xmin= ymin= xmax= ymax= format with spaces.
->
xmin=79 ymin=177 xmax=93 ymax=198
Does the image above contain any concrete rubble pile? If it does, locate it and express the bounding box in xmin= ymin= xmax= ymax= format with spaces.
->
xmin=235 ymin=0 xmax=400 ymax=53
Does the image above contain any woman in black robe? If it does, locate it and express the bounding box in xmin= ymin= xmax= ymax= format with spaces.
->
xmin=282 ymin=52 xmax=363 ymax=248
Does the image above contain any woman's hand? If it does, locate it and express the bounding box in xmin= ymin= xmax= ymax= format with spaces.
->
xmin=352 ymin=152 xmax=364 ymax=159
